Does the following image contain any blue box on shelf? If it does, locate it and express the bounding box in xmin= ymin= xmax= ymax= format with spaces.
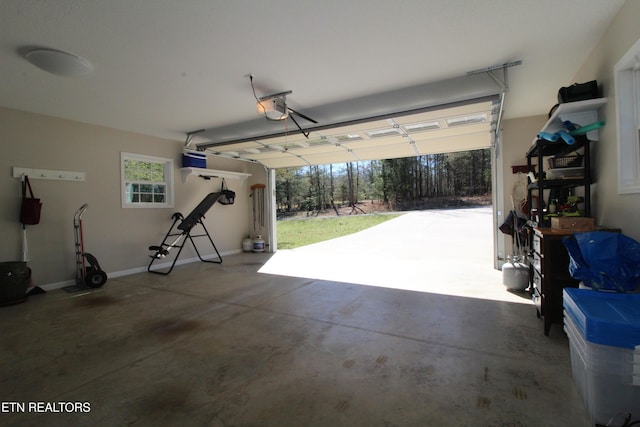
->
xmin=563 ymin=288 xmax=640 ymax=349
xmin=182 ymin=152 xmax=206 ymax=168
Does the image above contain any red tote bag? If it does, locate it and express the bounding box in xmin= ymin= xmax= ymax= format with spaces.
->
xmin=20 ymin=176 xmax=42 ymax=225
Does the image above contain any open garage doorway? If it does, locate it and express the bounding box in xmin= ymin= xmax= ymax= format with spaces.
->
xmin=257 ymin=147 xmax=520 ymax=303
xmin=200 ymin=97 xmax=508 ymax=271
xmin=199 ymin=94 xmax=512 ymax=276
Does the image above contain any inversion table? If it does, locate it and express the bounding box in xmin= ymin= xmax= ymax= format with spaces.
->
xmin=147 ymin=192 xmax=223 ymax=275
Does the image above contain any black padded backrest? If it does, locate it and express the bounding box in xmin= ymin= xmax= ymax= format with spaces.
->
xmin=178 ymin=192 xmax=222 ymax=232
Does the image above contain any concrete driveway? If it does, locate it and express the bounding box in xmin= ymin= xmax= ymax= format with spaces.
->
xmin=260 ymin=206 xmax=531 ymax=304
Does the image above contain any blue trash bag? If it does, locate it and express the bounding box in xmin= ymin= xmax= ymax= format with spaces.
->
xmin=562 ymin=231 xmax=640 ymax=292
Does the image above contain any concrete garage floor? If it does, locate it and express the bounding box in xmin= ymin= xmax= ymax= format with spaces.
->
xmin=262 ymin=206 xmax=527 ymax=303
xmin=0 ymin=207 xmax=592 ymax=426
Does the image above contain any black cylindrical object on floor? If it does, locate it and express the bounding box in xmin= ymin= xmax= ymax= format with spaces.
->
xmin=0 ymin=261 xmax=30 ymax=305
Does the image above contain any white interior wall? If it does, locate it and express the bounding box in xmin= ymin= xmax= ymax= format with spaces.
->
xmin=570 ymin=0 xmax=640 ymax=241
xmin=0 ymin=107 xmax=265 ymax=288
xmin=495 ymin=0 xmax=640 ymax=248
xmin=499 ymin=115 xmax=547 ymax=260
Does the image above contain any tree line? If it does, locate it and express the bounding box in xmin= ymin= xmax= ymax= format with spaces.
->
xmin=275 ymin=148 xmax=491 ymax=215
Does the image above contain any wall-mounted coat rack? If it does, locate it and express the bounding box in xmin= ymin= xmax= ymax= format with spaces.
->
xmin=13 ymin=167 xmax=86 ymax=182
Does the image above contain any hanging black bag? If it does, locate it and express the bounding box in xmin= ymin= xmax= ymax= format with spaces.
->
xmin=218 ymin=179 xmax=235 ymax=205
xmin=20 ymin=176 xmax=42 ymax=225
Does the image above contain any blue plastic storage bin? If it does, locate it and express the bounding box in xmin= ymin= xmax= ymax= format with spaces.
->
xmin=182 ymin=152 xmax=206 ymax=168
xmin=564 ymin=310 xmax=640 ymax=424
xmin=563 ymin=288 xmax=640 ymax=424
xmin=563 ymin=288 xmax=640 ymax=349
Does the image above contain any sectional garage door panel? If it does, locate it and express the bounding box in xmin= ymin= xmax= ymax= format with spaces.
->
xmin=200 ymin=98 xmax=498 ymax=168
xmin=354 ymin=143 xmax=418 ymax=161
xmin=414 ymin=132 xmax=492 ymax=155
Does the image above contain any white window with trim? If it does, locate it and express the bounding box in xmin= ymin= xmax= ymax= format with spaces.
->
xmin=615 ymin=37 xmax=640 ymax=194
xmin=121 ymin=152 xmax=174 ymax=208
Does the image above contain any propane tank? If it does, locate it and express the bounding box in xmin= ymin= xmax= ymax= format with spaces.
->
xmin=242 ymin=236 xmax=253 ymax=252
xmin=502 ymin=255 xmax=529 ymax=291
xmin=252 ymin=235 xmax=265 ymax=253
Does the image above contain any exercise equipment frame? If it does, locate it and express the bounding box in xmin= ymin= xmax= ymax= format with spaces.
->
xmin=148 ymin=192 xmax=223 ymax=275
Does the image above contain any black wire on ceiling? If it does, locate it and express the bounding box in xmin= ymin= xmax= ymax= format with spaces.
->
xmin=249 ymin=74 xmax=270 ymax=122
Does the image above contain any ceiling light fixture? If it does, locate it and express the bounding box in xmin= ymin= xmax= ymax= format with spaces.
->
xmin=22 ymin=47 xmax=93 ymax=77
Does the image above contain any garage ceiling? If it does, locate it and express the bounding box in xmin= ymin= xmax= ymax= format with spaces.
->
xmin=0 ymin=0 xmax=626 ymax=166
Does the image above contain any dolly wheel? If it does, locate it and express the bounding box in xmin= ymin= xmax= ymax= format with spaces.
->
xmin=85 ymin=269 xmax=108 ymax=288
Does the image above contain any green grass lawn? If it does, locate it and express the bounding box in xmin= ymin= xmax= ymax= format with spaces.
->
xmin=276 ymin=213 xmax=403 ymax=249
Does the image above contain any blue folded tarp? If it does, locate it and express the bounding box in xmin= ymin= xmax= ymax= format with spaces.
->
xmin=563 ymin=231 xmax=640 ymax=292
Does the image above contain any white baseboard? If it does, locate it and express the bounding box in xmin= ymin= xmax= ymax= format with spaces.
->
xmin=39 ymin=249 xmax=242 ymax=291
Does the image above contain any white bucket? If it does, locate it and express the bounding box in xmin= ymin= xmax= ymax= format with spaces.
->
xmin=242 ymin=237 xmax=253 ymax=252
